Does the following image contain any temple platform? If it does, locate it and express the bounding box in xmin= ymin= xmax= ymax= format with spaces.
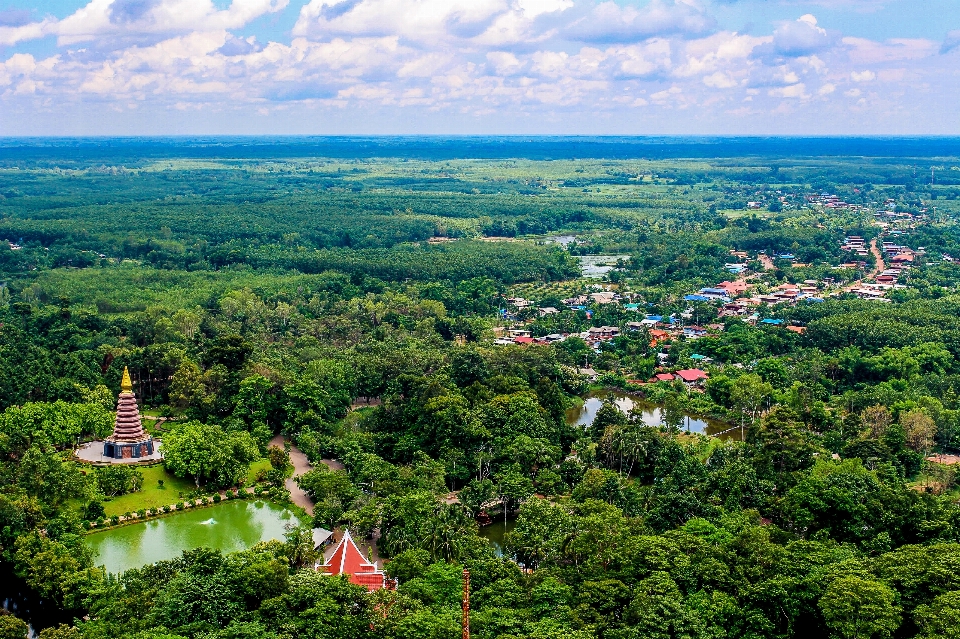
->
xmin=76 ymin=440 xmax=163 ymax=464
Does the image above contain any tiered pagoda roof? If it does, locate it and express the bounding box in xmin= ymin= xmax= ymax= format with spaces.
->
xmin=320 ymin=530 xmax=394 ymax=591
xmin=109 ymin=367 xmax=149 ymax=443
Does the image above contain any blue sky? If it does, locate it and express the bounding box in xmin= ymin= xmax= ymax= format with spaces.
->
xmin=1 ymin=0 xmax=958 ymax=135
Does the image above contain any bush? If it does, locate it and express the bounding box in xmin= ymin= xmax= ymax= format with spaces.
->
xmin=254 ymin=485 xmax=264 ymax=496
xmin=136 ymin=509 xmax=146 ymax=518
xmin=213 ymin=494 xmax=221 ymax=503
xmin=176 ymin=502 xmax=184 ymax=510
xmin=95 ymin=464 xmax=144 ymax=497
xmin=84 ymin=500 xmax=106 ymax=521
xmin=267 ymin=445 xmax=290 ymax=471
xmin=161 ymin=505 xmax=170 ymax=513
xmin=96 ymin=518 xmax=105 ymax=527
xmin=110 ymin=515 xmax=120 ymax=526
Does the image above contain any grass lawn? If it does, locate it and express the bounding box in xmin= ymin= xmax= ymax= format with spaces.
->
xmin=247 ymin=459 xmax=271 ymax=484
xmin=101 ymin=465 xmax=195 ymax=517
xmin=95 ymin=457 xmax=273 ymax=517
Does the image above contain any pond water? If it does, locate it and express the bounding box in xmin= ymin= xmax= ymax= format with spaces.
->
xmin=0 ymin=565 xmax=72 ymax=636
xmin=566 ymin=390 xmax=738 ymax=440
xmin=578 ymin=255 xmax=630 ymax=278
xmin=545 ymin=235 xmax=578 ymax=246
xmin=478 ymin=520 xmax=516 ymax=558
xmin=86 ymin=500 xmax=301 ymax=575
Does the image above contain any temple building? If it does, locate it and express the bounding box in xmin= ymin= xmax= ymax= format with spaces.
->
xmin=320 ymin=530 xmax=396 ymax=591
xmin=103 ymin=367 xmax=155 ymax=460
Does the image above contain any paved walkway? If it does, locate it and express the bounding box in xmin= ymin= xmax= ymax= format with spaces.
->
xmin=269 ymin=435 xmax=315 ymax=515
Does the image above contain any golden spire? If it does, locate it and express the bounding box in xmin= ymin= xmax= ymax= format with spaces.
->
xmin=121 ymin=367 xmax=133 ymax=393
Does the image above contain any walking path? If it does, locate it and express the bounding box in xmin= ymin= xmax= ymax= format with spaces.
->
xmin=266 ymin=435 xmax=382 ymax=566
xmin=268 ymin=435 xmax=314 ymax=515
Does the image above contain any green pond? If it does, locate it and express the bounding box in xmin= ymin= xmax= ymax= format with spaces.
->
xmin=86 ymin=500 xmax=301 ymax=575
xmin=479 ymin=520 xmax=516 ymax=557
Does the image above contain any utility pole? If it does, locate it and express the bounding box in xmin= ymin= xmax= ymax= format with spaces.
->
xmin=462 ymin=569 xmax=471 ymax=639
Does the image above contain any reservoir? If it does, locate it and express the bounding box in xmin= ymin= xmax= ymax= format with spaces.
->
xmin=86 ymin=499 xmax=301 ymax=575
xmin=567 ymin=390 xmax=737 ymax=439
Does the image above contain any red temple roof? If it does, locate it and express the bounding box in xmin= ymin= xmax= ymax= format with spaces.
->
xmin=321 ymin=530 xmax=394 ymax=591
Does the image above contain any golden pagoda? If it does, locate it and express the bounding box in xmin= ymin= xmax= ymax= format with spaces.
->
xmin=103 ymin=367 xmax=155 ymax=459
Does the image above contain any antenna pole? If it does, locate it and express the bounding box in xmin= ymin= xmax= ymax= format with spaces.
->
xmin=462 ymin=569 xmax=470 ymax=639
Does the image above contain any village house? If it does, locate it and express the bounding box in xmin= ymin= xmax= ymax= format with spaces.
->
xmin=697 ymin=288 xmax=732 ymax=301
xmin=717 ymin=280 xmax=749 ymax=295
xmin=649 ymin=329 xmax=670 ymax=345
xmin=562 ymin=295 xmax=589 ymax=307
xmin=675 ymin=369 xmax=709 ymax=385
xmin=683 ymin=326 xmax=708 ymax=338
xmin=589 ymin=291 xmax=616 ymax=304
xmin=507 ymin=297 xmax=532 ymax=309
xmin=587 ymin=326 xmax=620 ymax=340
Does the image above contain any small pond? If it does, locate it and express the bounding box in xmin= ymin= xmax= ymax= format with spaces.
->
xmin=478 ymin=520 xmax=516 ymax=558
xmin=578 ymin=255 xmax=630 ymax=278
xmin=545 ymin=235 xmax=578 ymax=246
xmin=567 ymin=390 xmax=738 ymax=440
xmin=0 ymin=565 xmax=72 ymax=635
xmin=86 ymin=500 xmax=301 ymax=575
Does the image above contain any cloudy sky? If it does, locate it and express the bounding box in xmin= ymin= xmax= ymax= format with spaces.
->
xmin=1 ymin=0 xmax=958 ymax=135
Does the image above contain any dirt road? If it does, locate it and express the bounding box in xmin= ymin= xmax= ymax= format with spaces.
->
xmin=869 ymin=238 xmax=885 ymax=277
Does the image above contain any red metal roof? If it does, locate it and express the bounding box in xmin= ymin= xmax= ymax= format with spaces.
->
xmin=675 ymin=369 xmax=708 ymax=382
xmin=655 ymin=373 xmax=676 ymax=382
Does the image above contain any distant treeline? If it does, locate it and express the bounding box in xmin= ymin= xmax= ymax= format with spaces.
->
xmin=3 ymin=136 xmax=960 ymax=167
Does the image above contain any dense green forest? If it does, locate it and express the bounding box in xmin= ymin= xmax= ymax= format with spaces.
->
xmin=1 ymin=140 xmax=960 ymax=639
